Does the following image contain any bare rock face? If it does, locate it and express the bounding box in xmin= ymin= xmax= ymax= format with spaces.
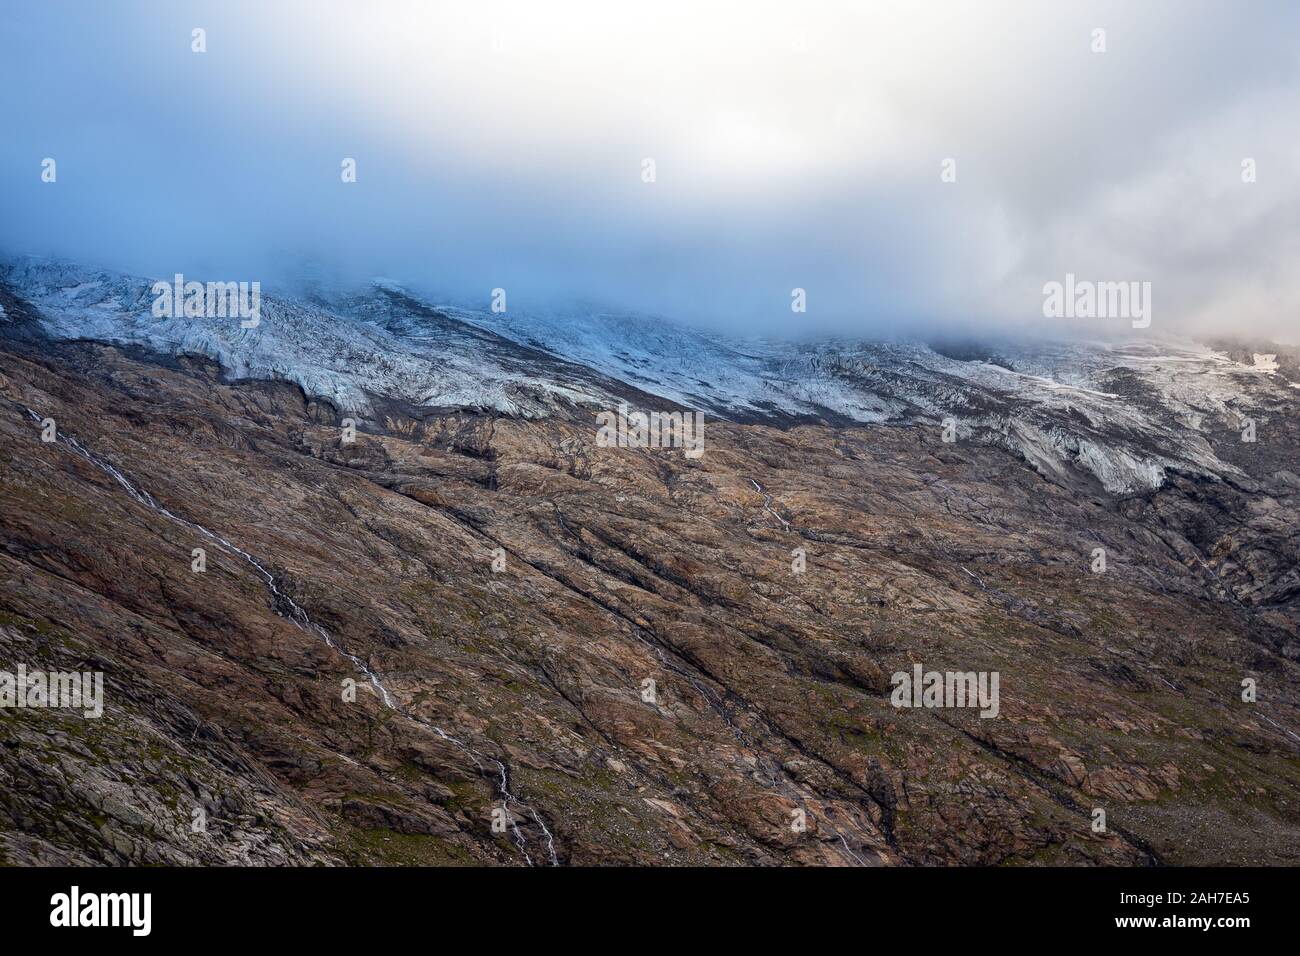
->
xmin=2 ymin=336 xmax=1298 ymax=866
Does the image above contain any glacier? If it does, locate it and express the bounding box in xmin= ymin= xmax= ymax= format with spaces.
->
xmin=2 ymin=256 xmax=1295 ymax=496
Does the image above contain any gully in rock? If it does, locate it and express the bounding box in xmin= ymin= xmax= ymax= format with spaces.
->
xmin=17 ymin=402 xmax=559 ymax=867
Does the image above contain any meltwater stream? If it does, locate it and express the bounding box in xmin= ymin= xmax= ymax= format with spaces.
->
xmin=22 ymin=406 xmax=558 ymax=866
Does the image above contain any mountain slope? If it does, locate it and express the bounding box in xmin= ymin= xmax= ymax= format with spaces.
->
xmin=2 ymin=335 xmax=1298 ymax=865
xmin=1 ymin=259 xmax=1298 ymax=866
xmin=5 ymin=257 xmax=1297 ymax=497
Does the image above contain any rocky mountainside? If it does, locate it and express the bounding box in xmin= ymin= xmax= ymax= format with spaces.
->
xmin=6 ymin=257 xmax=1296 ymax=496
xmin=1 ymin=259 xmax=1298 ymax=865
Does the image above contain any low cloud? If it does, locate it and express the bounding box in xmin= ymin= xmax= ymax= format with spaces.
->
xmin=1 ymin=0 xmax=1295 ymax=342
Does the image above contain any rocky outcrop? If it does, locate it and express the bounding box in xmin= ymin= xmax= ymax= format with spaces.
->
xmin=2 ymin=337 xmax=1297 ymax=865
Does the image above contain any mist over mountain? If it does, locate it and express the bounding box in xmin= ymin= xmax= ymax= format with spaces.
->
xmin=3 ymin=0 xmax=1300 ymax=904
xmin=2 ymin=0 xmax=1297 ymax=340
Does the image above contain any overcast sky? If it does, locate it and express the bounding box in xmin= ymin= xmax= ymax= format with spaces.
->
xmin=1 ymin=0 xmax=1296 ymax=341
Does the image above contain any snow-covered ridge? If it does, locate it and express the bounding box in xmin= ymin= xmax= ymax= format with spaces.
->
xmin=2 ymin=256 xmax=1293 ymax=495
xmin=0 ymin=258 xmax=613 ymax=418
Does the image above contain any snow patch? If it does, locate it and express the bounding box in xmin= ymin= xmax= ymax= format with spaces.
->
xmin=0 ymin=256 xmax=1273 ymax=498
